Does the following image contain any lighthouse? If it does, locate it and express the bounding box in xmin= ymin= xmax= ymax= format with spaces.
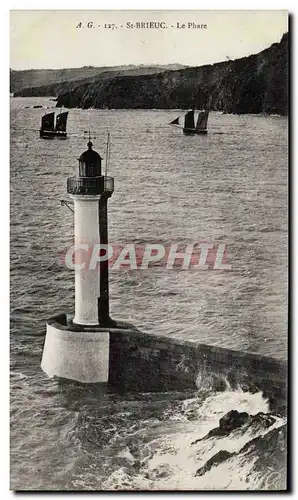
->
xmin=69 ymin=140 xmax=114 ymax=327
xmin=41 ymin=139 xmax=116 ymax=383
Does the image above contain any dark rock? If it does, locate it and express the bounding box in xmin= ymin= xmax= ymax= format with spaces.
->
xmin=194 ymin=424 xmax=287 ymax=488
xmin=218 ymin=410 xmax=250 ymax=432
xmin=191 ymin=410 xmax=250 ymax=444
xmin=238 ymin=424 xmax=287 ymax=489
xmin=251 ymin=412 xmax=276 ymax=429
xmin=191 ymin=409 xmax=276 ymax=445
xmin=195 ymin=450 xmax=235 ymax=477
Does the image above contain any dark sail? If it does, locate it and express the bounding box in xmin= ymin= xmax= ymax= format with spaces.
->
xmin=41 ymin=112 xmax=55 ymax=131
xmin=196 ymin=111 xmax=209 ymax=132
xmin=184 ymin=110 xmax=195 ymax=130
xmin=55 ymin=112 xmax=68 ymax=132
xmin=170 ymin=117 xmax=179 ymax=125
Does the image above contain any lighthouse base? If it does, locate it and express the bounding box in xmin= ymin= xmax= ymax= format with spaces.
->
xmin=41 ymin=314 xmax=110 ymax=383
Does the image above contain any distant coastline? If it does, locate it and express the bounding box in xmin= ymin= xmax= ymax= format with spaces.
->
xmin=11 ymin=34 xmax=288 ymax=116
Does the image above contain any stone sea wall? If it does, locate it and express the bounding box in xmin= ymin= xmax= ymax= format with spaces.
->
xmin=109 ymin=328 xmax=287 ymax=415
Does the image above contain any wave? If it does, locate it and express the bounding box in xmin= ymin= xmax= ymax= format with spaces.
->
xmin=101 ymin=389 xmax=286 ymax=490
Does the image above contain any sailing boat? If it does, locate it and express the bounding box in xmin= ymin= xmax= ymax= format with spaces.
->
xmin=170 ymin=109 xmax=209 ymax=135
xmin=39 ymin=111 xmax=69 ymax=139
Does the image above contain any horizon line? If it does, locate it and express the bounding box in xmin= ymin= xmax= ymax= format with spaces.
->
xmin=9 ymin=62 xmax=190 ymax=72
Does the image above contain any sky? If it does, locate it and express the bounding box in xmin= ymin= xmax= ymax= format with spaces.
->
xmin=10 ymin=10 xmax=288 ymax=70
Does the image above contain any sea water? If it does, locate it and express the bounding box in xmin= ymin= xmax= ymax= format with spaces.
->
xmin=10 ymin=97 xmax=287 ymax=490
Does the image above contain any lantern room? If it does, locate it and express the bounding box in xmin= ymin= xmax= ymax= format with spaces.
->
xmin=78 ymin=141 xmax=102 ymax=177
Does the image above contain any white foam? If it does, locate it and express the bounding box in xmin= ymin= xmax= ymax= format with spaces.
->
xmin=102 ymin=390 xmax=285 ymax=491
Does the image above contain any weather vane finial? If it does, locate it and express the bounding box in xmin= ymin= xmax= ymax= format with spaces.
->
xmin=84 ymin=129 xmax=96 ymax=144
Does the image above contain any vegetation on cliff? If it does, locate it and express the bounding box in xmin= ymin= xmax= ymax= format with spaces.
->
xmin=55 ymin=33 xmax=288 ymax=115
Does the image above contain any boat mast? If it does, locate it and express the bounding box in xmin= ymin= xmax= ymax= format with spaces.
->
xmin=105 ymin=132 xmax=111 ymax=177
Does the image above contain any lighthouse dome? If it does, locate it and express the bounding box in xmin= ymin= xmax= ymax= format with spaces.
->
xmin=78 ymin=141 xmax=102 ymax=177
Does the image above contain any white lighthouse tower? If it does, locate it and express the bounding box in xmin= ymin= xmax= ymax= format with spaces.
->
xmin=41 ymin=140 xmax=115 ymax=383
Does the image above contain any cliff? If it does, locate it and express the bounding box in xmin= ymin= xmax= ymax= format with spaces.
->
xmin=55 ymin=33 xmax=288 ymax=115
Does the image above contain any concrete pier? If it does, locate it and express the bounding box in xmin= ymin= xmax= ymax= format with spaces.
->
xmin=43 ymin=314 xmax=287 ymax=415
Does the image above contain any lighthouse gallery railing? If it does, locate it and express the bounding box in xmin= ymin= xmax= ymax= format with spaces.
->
xmin=67 ymin=176 xmax=114 ymax=196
